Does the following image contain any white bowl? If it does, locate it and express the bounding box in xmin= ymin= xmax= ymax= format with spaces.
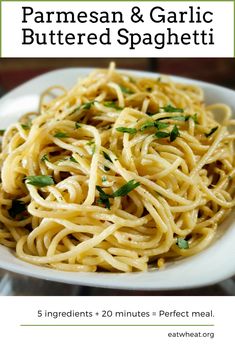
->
xmin=0 ymin=68 xmax=235 ymax=290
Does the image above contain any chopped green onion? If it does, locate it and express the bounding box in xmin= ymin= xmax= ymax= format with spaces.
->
xmin=112 ymin=180 xmax=140 ymax=197
xmin=96 ymin=185 xmax=111 ymax=209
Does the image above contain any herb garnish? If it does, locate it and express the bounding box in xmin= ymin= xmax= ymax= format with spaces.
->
xmin=86 ymin=140 xmax=95 ymax=154
xmin=96 ymin=180 xmax=140 ymax=209
xmin=161 ymin=104 xmax=184 ymax=113
xmin=70 ymin=156 xmax=78 ymax=163
xmin=104 ymin=166 xmax=110 ymax=172
xmin=9 ymin=200 xmax=27 ymax=219
xmin=155 ymin=125 xmax=180 ymax=142
xmin=96 ymin=185 xmax=111 ymax=209
xmin=112 ymin=180 xmax=140 ymax=197
xmin=140 ymin=121 xmax=155 ymax=131
xmin=54 ymin=132 xmax=68 ymax=138
xmin=140 ymin=120 xmax=169 ymax=131
xmin=41 ymin=154 xmax=48 ymax=162
xmin=155 ymin=121 xmax=169 ymax=130
xmin=185 ymin=113 xmax=198 ymax=124
xmin=176 ymin=238 xmax=189 ymax=249
xmin=21 ymin=124 xmax=31 ymax=130
xmin=148 ymin=113 xmax=198 ymax=124
xmin=92 ymin=146 xmax=96 ymax=155
xmin=140 ymin=121 xmax=169 ymax=132
xmin=104 ymin=101 xmax=123 ymax=111
xmin=164 ymin=113 xmax=198 ymax=124
xmin=0 ymin=129 xmax=5 ymax=136
xmin=26 ymin=175 xmax=55 ymax=187
xmin=81 ymin=101 xmax=95 ymax=110
xmin=157 ymin=116 xmax=186 ymax=122
xmin=205 ymin=126 xmax=218 ymax=137
xmin=116 ymin=127 xmax=137 ymax=134
xmin=170 ymin=125 xmax=180 ymax=142
xmin=155 ymin=131 xmax=170 ymax=139
xmin=69 ymin=101 xmax=96 ymax=116
xmin=69 ymin=107 xmax=80 ymax=116
xmin=120 ymin=86 xmax=134 ymax=95
xmin=75 ymin=122 xmax=81 ymax=129
xmin=102 ymin=151 xmax=113 ymax=163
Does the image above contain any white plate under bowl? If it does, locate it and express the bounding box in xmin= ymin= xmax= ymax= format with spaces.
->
xmin=0 ymin=68 xmax=235 ymax=290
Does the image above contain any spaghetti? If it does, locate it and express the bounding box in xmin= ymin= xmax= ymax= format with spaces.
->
xmin=0 ymin=63 xmax=235 ymax=272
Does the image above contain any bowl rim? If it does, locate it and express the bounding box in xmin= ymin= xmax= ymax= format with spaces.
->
xmin=0 ymin=67 xmax=235 ymax=290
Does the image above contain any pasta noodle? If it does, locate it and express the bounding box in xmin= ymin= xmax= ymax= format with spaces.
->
xmin=0 ymin=62 xmax=235 ymax=273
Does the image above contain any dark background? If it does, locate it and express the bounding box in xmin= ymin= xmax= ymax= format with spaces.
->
xmin=0 ymin=58 xmax=234 ymax=296
xmin=0 ymin=58 xmax=235 ymax=93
